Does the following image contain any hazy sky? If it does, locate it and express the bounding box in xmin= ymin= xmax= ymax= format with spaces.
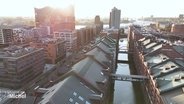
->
xmin=0 ymin=0 xmax=183 ymax=19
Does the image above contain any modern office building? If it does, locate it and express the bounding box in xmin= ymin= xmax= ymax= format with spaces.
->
xmin=34 ymin=5 xmax=75 ymax=33
xmin=0 ymin=25 xmax=13 ymax=44
xmin=109 ymin=7 xmax=121 ymax=29
xmin=35 ymin=5 xmax=77 ymax=55
xmin=30 ymin=38 xmax=66 ymax=64
xmin=0 ymin=46 xmax=45 ymax=89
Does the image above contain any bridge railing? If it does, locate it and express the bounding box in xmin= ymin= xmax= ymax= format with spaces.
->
xmin=110 ymin=74 xmax=148 ymax=82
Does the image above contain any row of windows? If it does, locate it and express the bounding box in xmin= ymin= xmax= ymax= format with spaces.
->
xmin=68 ymin=91 xmax=90 ymax=104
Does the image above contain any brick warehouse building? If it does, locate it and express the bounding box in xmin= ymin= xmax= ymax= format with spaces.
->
xmin=128 ymin=26 xmax=184 ymax=104
xmin=30 ymin=38 xmax=66 ymax=64
xmin=53 ymin=30 xmax=77 ymax=53
xmin=76 ymin=26 xmax=97 ymax=51
xmin=171 ymin=24 xmax=184 ymax=35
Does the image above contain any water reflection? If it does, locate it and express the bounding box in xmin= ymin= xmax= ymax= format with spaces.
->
xmin=113 ymin=38 xmax=145 ymax=104
xmin=113 ymin=64 xmax=136 ymax=104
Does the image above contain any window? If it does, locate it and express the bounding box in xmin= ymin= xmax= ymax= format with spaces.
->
xmin=75 ymin=102 xmax=79 ymax=104
xmin=162 ymin=57 xmax=167 ymax=60
xmin=78 ymin=96 xmax=84 ymax=101
xmin=8 ymin=67 xmax=16 ymax=71
xmin=8 ymin=61 xmax=16 ymax=64
xmin=85 ymin=101 xmax=91 ymax=104
xmin=69 ymin=98 xmax=73 ymax=103
xmin=73 ymin=92 xmax=77 ymax=96
xmin=0 ymin=59 xmax=4 ymax=67
xmin=171 ymin=65 xmax=175 ymax=68
xmin=165 ymin=67 xmax=170 ymax=70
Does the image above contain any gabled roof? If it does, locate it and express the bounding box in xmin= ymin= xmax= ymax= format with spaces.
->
xmin=171 ymin=93 xmax=184 ymax=104
xmin=137 ymin=37 xmax=163 ymax=55
xmin=97 ymin=42 xmax=112 ymax=54
xmin=149 ymin=59 xmax=182 ymax=78
xmin=144 ymin=44 xmax=184 ymax=59
xmin=101 ymin=36 xmax=116 ymax=48
xmin=38 ymin=72 xmax=101 ymax=104
xmin=103 ymin=36 xmax=116 ymax=44
xmin=143 ymin=43 xmax=162 ymax=55
xmin=145 ymin=53 xmax=169 ymax=67
xmin=72 ymin=56 xmax=108 ymax=90
xmin=38 ymin=55 xmax=110 ymax=104
xmin=172 ymin=45 xmax=184 ymax=56
xmin=85 ymin=47 xmax=111 ymax=67
xmin=155 ymin=71 xmax=184 ymax=94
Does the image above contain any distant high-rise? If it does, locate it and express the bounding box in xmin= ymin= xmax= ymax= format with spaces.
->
xmin=94 ymin=15 xmax=103 ymax=34
xmin=0 ymin=25 xmax=13 ymax=44
xmin=94 ymin=15 xmax=100 ymax=24
xmin=109 ymin=7 xmax=121 ymax=29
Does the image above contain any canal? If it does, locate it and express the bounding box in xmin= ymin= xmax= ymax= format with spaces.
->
xmin=113 ymin=38 xmax=145 ymax=104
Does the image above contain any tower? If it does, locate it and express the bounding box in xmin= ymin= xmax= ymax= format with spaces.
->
xmin=109 ymin=7 xmax=121 ymax=29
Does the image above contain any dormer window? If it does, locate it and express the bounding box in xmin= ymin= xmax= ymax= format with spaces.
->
xmin=85 ymin=101 xmax=91 ymax=104
xmin=162 ymin=57 xmax=167 ymax=60
xmin=173 ymin=77 xmax=180 ymax=81
xmin=78 ymin=96 xmax=84 ymax=101
xmin=170 ymin=65 xmax=175 ymax=68
xmin=73 ymin=92 xmax=77 ymax=96
xmin=69 ymin=98 xmax=74 ymax=103
xmin=181 ymin=75 xmax=184 ymax=79
xmin=100 ymin=72 xmax=104 ymax=75
xmin=165 ymin=67 xmax=170 ymax=70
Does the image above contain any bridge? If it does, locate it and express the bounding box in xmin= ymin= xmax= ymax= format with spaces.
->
xmin=119 ymin=50 xmax=134 ymax=54
xmin=110 ymin=74 xmax=148 ymax=82
xmin=119 ymin=48 xmax=134 ymax=54
xmin=117 ymin=49 xmax=134 ymax=63
xmin=117 ymin=60 xmax=129 ymax=63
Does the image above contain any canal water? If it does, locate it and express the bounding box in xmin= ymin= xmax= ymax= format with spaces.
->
xmin=113 ymin=38 xmax=145 ymax=104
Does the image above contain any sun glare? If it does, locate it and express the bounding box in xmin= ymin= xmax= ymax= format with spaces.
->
xmin=48 ymin=0 xmax=74 ymax=8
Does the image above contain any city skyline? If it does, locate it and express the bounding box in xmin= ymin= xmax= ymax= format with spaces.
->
xmin=0 ymin=0 xmax=184 ymax=19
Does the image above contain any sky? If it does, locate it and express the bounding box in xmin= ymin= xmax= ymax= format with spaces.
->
xmin=0 ymin=0 xmax=183 ymax=19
